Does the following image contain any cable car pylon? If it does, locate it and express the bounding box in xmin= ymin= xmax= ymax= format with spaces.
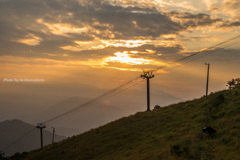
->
xmin=36 ymin=123 xmax=46 ymax=148
xmin=141 ymin=71 xmax=154 ymax=111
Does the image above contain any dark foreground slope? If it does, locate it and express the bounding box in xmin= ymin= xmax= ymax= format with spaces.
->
xmin=0 ymin=120 xmax=65 ymax=156
xmin=9 ymin=87 xmax=240 ymax=160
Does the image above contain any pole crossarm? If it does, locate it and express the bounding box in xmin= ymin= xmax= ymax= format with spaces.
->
xmin=140 ymin=71 xmax=154 ymax=79
xmin=36 ymin=123 xmax=46 ymax=129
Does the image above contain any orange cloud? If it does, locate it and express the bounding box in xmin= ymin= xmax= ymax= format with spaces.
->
xmin=37 ymin=19 xmax=88 ymax=36
xmin=102 ymin=39 xmax=149 ymax=48
xmin=16 ymin=33 xmax=42 ymax=46
xmin=60 ymin=39 xmax=149 ymax=52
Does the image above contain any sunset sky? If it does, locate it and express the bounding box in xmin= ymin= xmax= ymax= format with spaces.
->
xmin=0 ymin=0 xmax=240 ymax=135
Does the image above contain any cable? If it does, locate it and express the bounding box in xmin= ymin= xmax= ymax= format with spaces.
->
xmin=3 ymin=35 xmax=240 ymax=153
xmin=49 ymin=36 xmax=240 ymax=125
xmin=2 ymin=77 xmax=142 ymax=153
xmin=152 ymin=34 xmax=240 ymax=72
xmin=155 ymin=39 xmax=240 ymax=74
xmin=43 ymin=76 xmax=140 ymax=124
xmin=46 ymin=78 xmax=143 ymax=125
xmin=44 ymin=34 xmax=240 ymax=125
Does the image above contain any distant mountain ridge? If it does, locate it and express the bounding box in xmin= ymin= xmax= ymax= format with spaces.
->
xmin=0 ymin=119 xmax=65 ymax=156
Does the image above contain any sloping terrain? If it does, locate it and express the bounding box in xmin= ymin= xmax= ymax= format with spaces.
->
xmin=0 ymin=120 xmax=65 ymax=156
xmin=8 ymin=87 xmax=240 ymax=160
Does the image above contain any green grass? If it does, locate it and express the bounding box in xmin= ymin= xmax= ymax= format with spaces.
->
xmin=8 ymin=87 xmax=240 ymax=160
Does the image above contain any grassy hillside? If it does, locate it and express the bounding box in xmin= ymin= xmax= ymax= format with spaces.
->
xmin=0 ymin=120 xmax=65 ymax=157
xmin=8 ymin=87 xmax=240 ymax=160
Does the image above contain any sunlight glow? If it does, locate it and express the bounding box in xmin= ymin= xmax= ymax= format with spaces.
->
xmin=102 ymin=39 xmax=148 ymax=48
xmin=105 ymin=51 xmax=152 ymax=65
xmin=146 ymin=49 xmax=156 ymax=54
xmin=130 ymin=51 xmax=138 ymax=54
xmin=60 ymin=39 xmax=149 ymax=52
xmin=103 ymin=51 xmax=171 ymax=71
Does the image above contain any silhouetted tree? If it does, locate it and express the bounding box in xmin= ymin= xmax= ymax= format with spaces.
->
xmin=235 ymin=78 xmax=240 ymax=87
xmin=227 ymin=78 xmax=240 ymax=89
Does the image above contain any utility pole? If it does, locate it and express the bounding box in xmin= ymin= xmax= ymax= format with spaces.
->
xmin=205 ymin=63 xmax=210 ymax=96
xmin=52 ymin=127 xmax=55 ymax=144
xmin=141 ymin=71 xmax=154 ymax=111
xmin=36 ymin=123 xmax=46 ymax=148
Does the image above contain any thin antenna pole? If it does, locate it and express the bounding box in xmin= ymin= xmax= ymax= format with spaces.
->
xmin=36 ymin=123 xmax=46 ymax=148
xmin=205 ymin=63 xmax=210 ymax=96
xmin=52 ymin=127 xmax=55 ymax=144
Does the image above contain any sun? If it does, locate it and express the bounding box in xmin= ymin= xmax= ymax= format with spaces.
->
xmin=104 ymin=51 xmax=152 ymax=65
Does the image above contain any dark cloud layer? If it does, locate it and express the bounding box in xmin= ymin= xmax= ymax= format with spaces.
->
xmin=220 ymin=21 xmax=240 ymax=27
xmin=169 ymin=11 xmax=222 ymax=28
xmin=0 ymin=0 xmax=238 ymax=64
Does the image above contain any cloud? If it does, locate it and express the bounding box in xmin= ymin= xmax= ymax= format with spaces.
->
xmin=203 ymin=0 xmax=219 ymax=10
xmin=60 ymin=40 xmax=105 ymax=52
xmin=16 ymin=33 xmax=42 ymax=46
xmin=37 ymin=19 xmax=88 ymax=37
xmin=221 ymin=0 xmax=240 ymax=17
xmin=0 ymin=0 xmax=238 ymax=73
xmin=0 ymin=0 xmax=222 ymax=43
xmin=168 ymin=11 xmax=222 ymax=29
xmin=104 ymin=0 xmax=198 ymax=12
xmin=69 ymin=1 xmax=185 ymax=39
xmin=220 ymin=21 xmax=240 ymax=27
xmin=60 ymin=39 xmax=150 ymax=52
xmin=210 ymin=0 xmax=240 ymax=18
xmin=102 ymin=40 xmax=149 ymax=48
